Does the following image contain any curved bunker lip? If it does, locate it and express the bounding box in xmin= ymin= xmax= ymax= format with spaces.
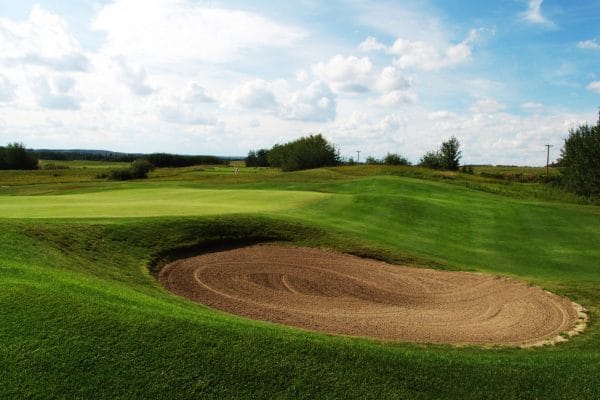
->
xmin=158 ymin=243 xmax=588 ymax=347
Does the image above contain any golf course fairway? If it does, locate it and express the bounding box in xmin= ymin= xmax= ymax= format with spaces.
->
xmin=0 ymin=167 xmax=598 ymax=399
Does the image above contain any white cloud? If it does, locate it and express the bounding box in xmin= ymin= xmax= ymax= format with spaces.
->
xmin=378 ymin=90 xmax=417 ymax=106
xmin=428 ymin=111 xmax=457 ymax=120
xmin=376 ymin=66 xmax=411 ymax=92
xmin=359 ymin=36 xmax=386 ymax=52
xmin=587 ymin=81 xmax=600 ymax=94
xmin=0 ymin=5 xmax=88 ymax=71
xmin=521 ymin=0 xmax=554 ymax=27
xmin=0 ymin=74 xmax=16 ymax=102
xmin=521 ymin=102 xmax=543 ymax=112
xmin=33 ymin=75 xmax=80 ymax=110
xmin=389 ymin=30 xmax=479 ymax=70
xmin=312 ymin=55 xmax=372 ymax=93
xmin=228 ymin=79 xmax=277 ymax=110
xmin=470 ymin=98 xmax=506 ymax=114
xmin=577 ymin=39 xmax=600 ymax=50
xmin=91 ymin=0 xmax=305 ymax=65
xmin=114 ymin=57 xmax=155 ymax=96
xmin=183 ymin=83 xmax=215 ymax=103
xmin=282 ymin=80 xmax=336 ymax=122
xmin=159 ymin=103 xmax=217 ymax=126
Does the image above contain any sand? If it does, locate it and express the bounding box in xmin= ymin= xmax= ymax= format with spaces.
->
xmin=159 ymin=244 xmax=586 ymax=346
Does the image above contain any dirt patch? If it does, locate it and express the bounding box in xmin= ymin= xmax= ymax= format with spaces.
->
xmin=159 ymin=244 xmax=586 ymax=346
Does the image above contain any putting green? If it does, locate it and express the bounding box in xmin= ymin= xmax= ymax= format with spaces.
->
xmin=0 ymin=188 xmax=331 ymax=218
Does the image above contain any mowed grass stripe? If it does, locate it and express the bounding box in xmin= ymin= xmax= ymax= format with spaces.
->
xmin=0 ymin=188 xmax=331 ymax=218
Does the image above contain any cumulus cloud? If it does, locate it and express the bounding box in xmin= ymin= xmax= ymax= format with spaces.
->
xmin=521 ymin=0 xmax=554 ymax=27
xmin=183 ymin=83 xmax=215 ymax=103
xmin=91 ymin=0 xmax=305 ymax=65
xmin=0 ymin=74 xmax=16 ymax=102
xmin=228 ymin=79 xmax=277 ymax=110
xmin=282 ymin=80 xmax=336 ymax=122
xmin=521 ymin=102 xmax=543 ymax=112
xmin=312 ymin=55 xmax=372 ymax=93
xmin=428 ymin=111 xmax=457 ymax=120
xmin=0 ymin=5 xmax=88 ymax=71
xmin=159 ymin=104 xmax=217 ymax=125
xmin=376 ymin=66 xmax=411 ymax=92
xmin=358 ymin=36 xmax=386 ymax=52
xmin=33 ymin=75 xmax=80 ymax=110
xmin=577 ymin=39 xmax=600 ymax=50
xmin=388 ymin=29 xmax=480 ymax=70
xmin=470 ymin=98 xmax=506 ymax=114
xmin=587 ymin=81 xmax=600 ymax=94
xmin=380 ymin=91 xmax=417 ymax=106
xmin=114 ymin=57 xmax=155 ymax=96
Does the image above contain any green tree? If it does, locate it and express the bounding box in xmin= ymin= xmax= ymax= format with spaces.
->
xmin=559 ymin=123 xmax=600 ymax=197
xmin=0 ymin=142 xmax=39 ymax=170
xmin=419 ymin=136 xmax=461 ymax=170
xmin=383 ymin=153 xmax=410 ymax=166
xmin=266 ymin=134 xmax=340 ymax=172
xmin=439 ymin=136 xmax=461 ymax=170
xmin=419 ymin=150 xmax=443 ymax=169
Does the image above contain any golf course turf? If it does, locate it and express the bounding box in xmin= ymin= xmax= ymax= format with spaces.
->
xmin=0 ymin=165 xmax=599 ymax=399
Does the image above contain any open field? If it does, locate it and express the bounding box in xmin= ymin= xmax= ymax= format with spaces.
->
xmin=0 ymin=164 xmax=599 ymax=398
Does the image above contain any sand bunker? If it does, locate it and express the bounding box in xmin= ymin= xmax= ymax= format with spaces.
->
xmin=159 ymin=245 xmax=586 ymax=346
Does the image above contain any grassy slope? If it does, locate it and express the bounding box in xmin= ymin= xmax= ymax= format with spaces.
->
xmin=0 ymin=166 xmax=599 ymax=399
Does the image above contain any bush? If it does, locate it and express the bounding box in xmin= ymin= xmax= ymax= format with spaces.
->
xmin=419 ymin=136 xmax=461 ymax=170
xmin=246 ymin=149 xmax=270 ymax=167
xmin=383 ymin=153 xmax=410 ymax=166
xmin=0 ymin=142 xmax=39 ymax=170
xmin=267 ymin=134 xmax=340 ymax=172
xmin=558 ymin=123 xmax=600 ymax=197
xmin=439 ymin=136 xmax=461 ymax=171
xmin=108 ymin=159 xmax=155 ymax=180
xmin=365 ymin=156 xmax=382 ymax=165
xmin=419 ymin=150 xmax=443 ymax=169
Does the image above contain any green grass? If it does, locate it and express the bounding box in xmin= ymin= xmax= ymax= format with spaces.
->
xmin=0 ymin=188 xmax=329 ymax=218
xmin=0 ymin=165 xmax=599 ymax=399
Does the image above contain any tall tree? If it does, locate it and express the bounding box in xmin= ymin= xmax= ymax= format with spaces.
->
xmin=439 ymin=136 xmax=461 ymax=171
xmin=559 ymin=123 xmax=600 ymax=197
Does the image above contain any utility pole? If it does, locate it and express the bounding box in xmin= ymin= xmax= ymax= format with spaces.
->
xmin=356 ymin=150 xmax=361 ymax=164
xmin=545 ymin=144 xmax=553 ymax=177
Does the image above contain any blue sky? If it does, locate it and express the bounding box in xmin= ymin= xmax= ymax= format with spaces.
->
xmin=0 ymin=0 xmax=598 ymax=164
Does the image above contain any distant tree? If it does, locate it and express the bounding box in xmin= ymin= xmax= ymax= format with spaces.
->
xmin=246 ymin=150 xmax=258 ymax=167
xmin=383 ymin=153 xmax=410 ymax=166
xmin=267 ymin=134 xmax=340 ymax=172
xmin=365 ymin=156 xmax=381 ymax=165
xmin=0 ymin=142 xmax=39 ymax=170
xmin=419 ymin=150 xmax=443 ymax=169
xmin=558 ymin=123 xmax=600 ymax=197
xmin=108 ymin=159 xmax=155 ymax=180
xmin=439 ymin=136 xmax=461 ymax=170
xmin=246 ymin=148 xmax=270 ymax=167
xmin=419 ymin=136 xmax=461 ymax=170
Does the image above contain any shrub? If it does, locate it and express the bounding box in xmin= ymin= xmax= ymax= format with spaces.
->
xmin=266 ymin=134 xmax=340 ymax=172
xmin=383 ymin=153 xmax=410 ymax=166
xmin=419 ymin=136 xmax=461 ymax=170
xmin=0 ymin=142 xmax=39 ymax=170
xmin=419 ymin=150 xmax=443 ymax=169
xmin=108 ymin=159 xmax=155 ymax=180
xmin=365 ymin=156 xmax=382 ymax=165
xmin=558 ymin=123 xmax=600 ymax=197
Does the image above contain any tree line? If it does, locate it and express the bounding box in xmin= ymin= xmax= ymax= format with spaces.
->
xmin=246 ymin=134 xmax=341 ymax=171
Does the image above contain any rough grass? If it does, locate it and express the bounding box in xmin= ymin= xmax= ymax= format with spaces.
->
xmin=0 ymin=165 xmax=599 ymax=399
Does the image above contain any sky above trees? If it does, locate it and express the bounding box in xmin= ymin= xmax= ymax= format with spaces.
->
xmin=0 ymin=0 xmax=598 ymax=164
